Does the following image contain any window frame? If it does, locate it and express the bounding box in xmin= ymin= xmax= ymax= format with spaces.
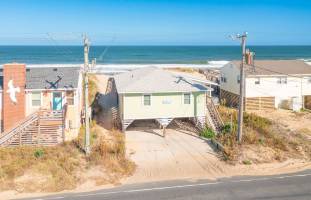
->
xmin=143 ymin=94 xmax=151 ymax=106
xmin=183 ymin=93 xmax=191 ymax=105
xmin=31 ymin=91 xmax=42 ymax=107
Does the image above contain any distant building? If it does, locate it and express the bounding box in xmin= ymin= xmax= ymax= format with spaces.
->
xmin=0 ymin=63 xmax=83 ymax=146
xmin=220 ymin=60 xmax=311 ymax=111
xmin=111 ymin=67 xmax=214 ymax=131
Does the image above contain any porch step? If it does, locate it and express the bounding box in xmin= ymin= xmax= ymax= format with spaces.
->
xmin=206 ymin=97 xmax=224 ymax=134
xmin=0 ymin=109 xmax=65 ymax=147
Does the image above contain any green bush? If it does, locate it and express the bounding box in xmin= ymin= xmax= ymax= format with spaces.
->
xmin=242 ymin=160 xmax=252 ymax=165
xmin=200 ymin=127 xmax=215 ymax=139
xmin=221 ymin=123 xmax=231 ymax=134
xmin=221 ymin=122 xmax=237 ymax=134
xmin=34 ymin=149 xmax=44 ymax=158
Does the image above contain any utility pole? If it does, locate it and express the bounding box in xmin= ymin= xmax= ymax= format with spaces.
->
xmin=83 ymin=35 xmax=90 ymax=155
xmin=236 ymin=32 xmax=247 ymax=143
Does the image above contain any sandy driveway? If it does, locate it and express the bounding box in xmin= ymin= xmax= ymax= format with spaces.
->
xmin=124 ymin=128 xmax=311 ymax=184
xmin=125 ymin=129 xmax=226 ymax=183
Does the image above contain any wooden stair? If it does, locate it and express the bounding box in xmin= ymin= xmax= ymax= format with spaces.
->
xmin=0 ymin=109 xmax=65 ymax=147
xmin=206 ymin=97 xmax=224 ymax=134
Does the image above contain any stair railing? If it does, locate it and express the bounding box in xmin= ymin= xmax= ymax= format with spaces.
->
xmin=0 ymin=111 xmax=39 ymax=146
xmin=206 ymin=96 xmax=224 ymax=132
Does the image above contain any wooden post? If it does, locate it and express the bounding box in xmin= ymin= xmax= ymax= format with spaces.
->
xmin=163 ymin=126 xmax=166 ymax=137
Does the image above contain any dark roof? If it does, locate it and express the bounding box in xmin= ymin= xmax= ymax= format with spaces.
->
xmin=0 ymin=67 xmax=81 ymax=90
xmin=230 ymin=60 xmax=311 ymax=76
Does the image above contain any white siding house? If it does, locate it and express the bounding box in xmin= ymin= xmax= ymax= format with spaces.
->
xmin=220 ymin=60 xmax=311 ymax=111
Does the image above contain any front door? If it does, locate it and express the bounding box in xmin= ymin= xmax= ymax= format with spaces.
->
xmin=53 ymin=92 xmax=63 ymax=110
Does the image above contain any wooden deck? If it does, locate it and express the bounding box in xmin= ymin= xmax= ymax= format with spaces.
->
xmin=0 ymin=109 xmax=65 ymax=147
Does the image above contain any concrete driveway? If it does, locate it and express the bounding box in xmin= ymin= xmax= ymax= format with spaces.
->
xmin=125 ymin=129 xmax=225 ymax=184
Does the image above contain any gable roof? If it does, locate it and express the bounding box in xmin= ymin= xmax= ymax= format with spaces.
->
xmin=0 ymin=66 xmax=81 ymax=90
xmin=113 ymin=67 xmax=210 ymax=94
xmin=230 ymin=60 xmax=311 ymax=76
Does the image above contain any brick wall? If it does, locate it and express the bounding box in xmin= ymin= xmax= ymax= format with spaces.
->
xmin=3 ymin=63 xmax=26 ymax=131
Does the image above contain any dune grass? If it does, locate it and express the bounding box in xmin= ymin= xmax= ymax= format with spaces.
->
xmin=216 ymin=106 xmax=311 ymax=162
xmin=0 ymin=124 xmax=135 ymax=193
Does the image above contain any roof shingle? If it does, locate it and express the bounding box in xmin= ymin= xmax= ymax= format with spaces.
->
xmin=113 ymin=67 xmax=209 ymax=93
xmin=0 ymin=67 xmax=81 ymax=90
xmin=230 ymin=60 xmax=311 ymax=76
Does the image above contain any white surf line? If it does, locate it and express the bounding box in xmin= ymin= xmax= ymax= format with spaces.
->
xmin=30 ymin=173 xmax=311 ymax=199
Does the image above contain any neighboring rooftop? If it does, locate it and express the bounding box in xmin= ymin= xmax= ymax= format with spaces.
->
xmin=0 ymin=67 xmax=81 ymax=90
xmin=113 ymin=67 xmax=210 ymax=93
xmin=230 ymin=60 xmax=311 ymax=76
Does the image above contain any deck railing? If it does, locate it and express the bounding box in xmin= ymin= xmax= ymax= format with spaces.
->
xmin=0 ymin=109 xmax=65 ymax=147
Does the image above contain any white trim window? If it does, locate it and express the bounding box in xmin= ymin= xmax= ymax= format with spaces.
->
xmin=143 ymin=94 xmax=151 ymax=106
xmin=184 ymin=93 xmax=191 ymax=104
xmin=32 ymin=92 xmax=41 ymax=107
xmin=308 ymin=77 xmax=311 ymax=84
xmin=255 ymin=77 xmax=260 ymax=85
xmin=277 ymin=77 xmax=287 ymax=84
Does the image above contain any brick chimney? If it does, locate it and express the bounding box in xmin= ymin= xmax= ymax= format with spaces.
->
xmin=3 ymin=63 xmax=26 ymax=131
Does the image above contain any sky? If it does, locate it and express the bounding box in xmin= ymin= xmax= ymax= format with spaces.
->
xmin=0 ymin=0 xmax=310 ymax=45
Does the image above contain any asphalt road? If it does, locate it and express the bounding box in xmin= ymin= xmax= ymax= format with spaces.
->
xmin=23 ymin=170 xmax=311 ymax=200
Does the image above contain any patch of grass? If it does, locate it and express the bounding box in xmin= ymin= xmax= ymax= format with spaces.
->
xmin=89 ymin=130 xmax=135 ymax=176
xmin=243 ymin=129 xmax=259 ymax=145
xmin=168 ymin=67 xmax=199 ymax=73
xmin=34 ymin=149 xmax=44 ymax=158
xmin=0 ymin=142 xmax=81 ymax=192
xmin=200 ymin=127 xmax=216 ymax=139
xmin=0 ymin=124 xmax=135 ymax=193
xmin=221 ymin=122 xmax=237 ymax=134
xmin=216 ymin=106 xmax=310 ymax=163
xmin=242 ymin=160 xmax=252 ymax=165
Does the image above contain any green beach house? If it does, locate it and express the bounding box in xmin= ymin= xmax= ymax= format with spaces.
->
xmin=112 ymin=67 xmax=212 ymax=131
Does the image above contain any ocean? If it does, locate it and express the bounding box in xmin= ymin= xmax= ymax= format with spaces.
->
xmin=0 ymin=46 xmax=311 ymax=71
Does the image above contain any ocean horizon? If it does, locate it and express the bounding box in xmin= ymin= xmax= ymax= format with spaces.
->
xmin=0 ymin=46 xmax=311 ymax=71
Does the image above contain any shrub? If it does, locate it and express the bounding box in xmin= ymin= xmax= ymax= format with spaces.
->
xmin=221 ymin=122 xmax=237 ymax=134
xmin=221 ymin=123 xmax=231 ymax=134
xmin=258 ymin=137 xmax=265 ymax=145
xmin=200 ymin=127 xmax=216 ymax=139
xmin=34 ymin=149 xmax=44 ymax=158
xmin=242 ymin=160 xmax=252 ymax=165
